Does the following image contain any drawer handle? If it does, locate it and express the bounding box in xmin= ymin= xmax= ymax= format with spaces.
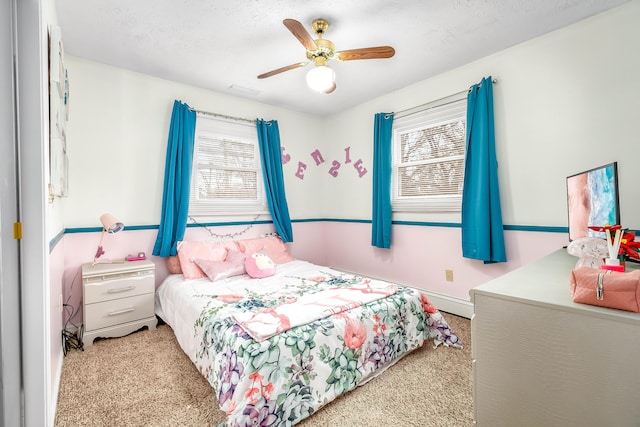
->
xmin=107 ymin=286 xmax=136 ymax=294
xmin=108 ymin=307 xmax=135 ymax=316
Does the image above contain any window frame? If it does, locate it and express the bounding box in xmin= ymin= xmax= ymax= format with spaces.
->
xmin=391 ymin=92 xmax=467 ymax=213
xmin=188 ymin=115 xmax=268 ymax=217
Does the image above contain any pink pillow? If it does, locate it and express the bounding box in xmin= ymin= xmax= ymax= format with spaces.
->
xmin=236 ymin=236 xmax=294 ymax=264
xmin=176 ymin=241 xmax=230 ymax=279
xmin=166 ymin=256 xmax=183 ymax=274
xmin=244 ymin=253 xmax=276 ymax=278
xmin=194 ymin=250 xmax=247 ymax=282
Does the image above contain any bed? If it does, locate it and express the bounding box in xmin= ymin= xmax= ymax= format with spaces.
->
xmin=155 ymin=237 xmax=461 ymax=427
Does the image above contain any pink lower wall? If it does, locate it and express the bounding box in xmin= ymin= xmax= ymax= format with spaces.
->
xmin=316 ymin=222 xmax=568 ymax=300
xmin=57 ymin=220 xmax=568 ymax=324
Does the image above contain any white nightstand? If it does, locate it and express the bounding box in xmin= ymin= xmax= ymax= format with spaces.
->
xmin=81 ymin=259 xmax=157 ymax=347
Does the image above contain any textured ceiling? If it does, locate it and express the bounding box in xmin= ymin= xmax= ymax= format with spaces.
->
xmin=55 ymin=0 xmax=629 ymax=116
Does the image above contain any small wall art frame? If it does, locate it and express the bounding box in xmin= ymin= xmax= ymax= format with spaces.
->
xmin=49 ymin=25 xmax=69 ymax=200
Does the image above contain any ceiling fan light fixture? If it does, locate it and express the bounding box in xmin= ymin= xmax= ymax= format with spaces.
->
xmin=258 ymin=18 xmax=394 ymax=95
xmin=306 ymin=65 xmax=335 ymax=93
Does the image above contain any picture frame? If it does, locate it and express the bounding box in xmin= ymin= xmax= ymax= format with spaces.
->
xmin=48 ymin=25 xmax=69 ymax=199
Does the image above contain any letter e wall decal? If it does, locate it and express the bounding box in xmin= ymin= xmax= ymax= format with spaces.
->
xmin=353 ymin=159 xmax=368 ymax=178
xmin=295 ymin=161 xmax=307 ymax=180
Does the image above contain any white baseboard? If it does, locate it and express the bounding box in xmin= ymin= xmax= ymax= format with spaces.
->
xmin=50 ymin=346 xmax=64 ymax=427
xmin=418 ymin=289 xmax=474 ymax=319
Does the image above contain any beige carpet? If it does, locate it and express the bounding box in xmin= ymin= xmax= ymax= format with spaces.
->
xmin=55 ymin=313 xmax=473 ymax=427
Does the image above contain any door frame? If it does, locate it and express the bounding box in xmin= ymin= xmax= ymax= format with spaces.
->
xmin=0 ymin=0 xmax=23 ymax=424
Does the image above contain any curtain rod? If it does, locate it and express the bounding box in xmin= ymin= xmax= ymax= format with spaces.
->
xmin=191 ymin=108 xmax=255 ymax=124
xmin=394 ymin=78 xmax=498 ymax=118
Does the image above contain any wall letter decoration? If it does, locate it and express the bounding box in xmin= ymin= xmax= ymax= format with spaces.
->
xmin=281 ymin=146 xmax=291 ymax=164
xmin=328 ymin=160 xmax=341 ymax=177
xmin=295 ymin=161 xmax=307 ymax=180
xmin=353 ymin=159 xmax=368 ymax=178
xmin=310 ymin=149 xmax=325 ymax=166
xmin=344 ymin=146 xmax=352 ymax=164
xmin=284 ymin=146 xmax=368 ymax=180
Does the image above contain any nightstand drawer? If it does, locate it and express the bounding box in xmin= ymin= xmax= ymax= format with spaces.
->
xmin=84 ymin=270 xmax=154 ymax=304
xmin=81 ymin=260 xmax=157 ymax=347
xmin=85 ymin=293 xmax=155 ymax=331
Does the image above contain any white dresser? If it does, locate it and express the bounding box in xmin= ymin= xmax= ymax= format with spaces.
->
xmin=81 ymin=260 xmax=157 ymax=347
xmin=470 ymin=249 xmax=640 ymax=427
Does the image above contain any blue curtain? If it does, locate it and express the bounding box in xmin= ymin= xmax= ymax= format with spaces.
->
xmin=256 ymin=119 xmax=293 ymax=242
xmin=371 ymin=113 xmax=394 ymax=248
xmin=461 ymin=77 xmax=506 ymax=263
xmin=152 ymin=100 xmax=196 ymax=256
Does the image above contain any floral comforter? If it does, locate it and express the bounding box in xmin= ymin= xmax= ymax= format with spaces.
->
xmin=155 ymin=260 xmax=460 ymax=427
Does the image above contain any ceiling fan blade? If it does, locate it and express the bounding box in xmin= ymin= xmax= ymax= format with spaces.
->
xmin=257 ymin=62 xmax=308 ymax=79
xmin=335 ymin=46 xmax=396 ymax=61
xmin=324 ymin=82 xmax=336 ymax=94
xmin=283 ymin=19 xmax=318 ymax=51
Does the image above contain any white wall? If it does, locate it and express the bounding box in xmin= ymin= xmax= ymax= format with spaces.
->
xmin=64 ymin=3 xmax=640 ymax=231
xmin=63 ymin=58 xmax=325 ymax=228
xmin=322 ymin=2 xmax=640 ymax=230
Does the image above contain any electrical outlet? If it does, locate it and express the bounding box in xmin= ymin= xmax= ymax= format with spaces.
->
xmin=58 ymin=294 xmax=63 ymax=312
xmin=445 ymin=269 xmax=454 ymax=282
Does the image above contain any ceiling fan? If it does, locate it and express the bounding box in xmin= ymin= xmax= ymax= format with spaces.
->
xmin=257 ymin=18 xmax=395 ymax=94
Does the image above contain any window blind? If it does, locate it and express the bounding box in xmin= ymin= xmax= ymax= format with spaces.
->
xmin=189 ymin=116 xmax=266 ymax=215
xmin=392 ymin=96 xmax=467 ymax=212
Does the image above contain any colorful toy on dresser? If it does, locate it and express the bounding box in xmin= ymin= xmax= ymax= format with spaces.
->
xmin=588 ymin=225 xmax=640 ymax=272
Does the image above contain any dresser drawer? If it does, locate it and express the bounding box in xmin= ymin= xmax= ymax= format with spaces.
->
xmin=84 ymin=293 xmax=155 ymax=331
xmin=84 ymin=270 xmax=154 ymax=304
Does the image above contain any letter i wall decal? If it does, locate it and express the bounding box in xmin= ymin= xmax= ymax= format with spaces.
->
xmin=283 ymin=146 xmax=368 ymax=180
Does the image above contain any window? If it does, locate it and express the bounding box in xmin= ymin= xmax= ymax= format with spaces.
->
xmin=189 ymin=115 xmax=267 ymax=216
xmin=392 ymin=93 xmax=467 ymax=212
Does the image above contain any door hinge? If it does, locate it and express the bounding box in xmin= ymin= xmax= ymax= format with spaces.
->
xmin=13 ymin=222 xmax=22 ymax=239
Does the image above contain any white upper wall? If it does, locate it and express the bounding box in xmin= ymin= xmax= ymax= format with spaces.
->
xmin=63 ymin=59 xmax=327 ymax=227
xmin=63 ymin=1 xmax=639 ymax=230
xmin=322 ymin=1 xmax=639 ymax=228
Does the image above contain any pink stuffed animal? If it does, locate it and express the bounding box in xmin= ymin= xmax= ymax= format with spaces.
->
xmin=244 ymin=253 xmax=276 ymax=278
